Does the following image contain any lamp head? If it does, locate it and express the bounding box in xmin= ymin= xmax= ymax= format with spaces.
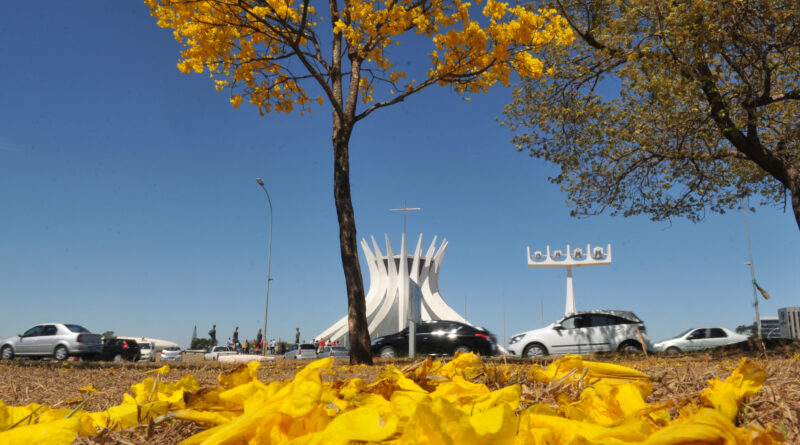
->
xmin=256 ymin=178 xmax=265 ymax=186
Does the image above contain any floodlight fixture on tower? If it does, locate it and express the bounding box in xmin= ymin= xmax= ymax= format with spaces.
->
xmin=526 ymin=243 xmax=612 ymax=315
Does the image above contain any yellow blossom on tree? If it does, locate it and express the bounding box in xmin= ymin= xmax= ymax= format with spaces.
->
xmin=145 ymin=0 xmax=573 ymax=364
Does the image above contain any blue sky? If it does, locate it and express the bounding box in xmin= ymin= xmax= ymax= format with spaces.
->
xmin=1 ymin=2 xmax=797 ymax=348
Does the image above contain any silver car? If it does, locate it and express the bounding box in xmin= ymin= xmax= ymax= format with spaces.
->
xmin=507 ymin=310 xmax=651 ymax=357
xmin=317 ymin=346 xmax=350 ymax=359
xmin=1 ymin=323 xmax=102 ymax=361
xmin=160 ymin=346 xmax=183 ymax=361
xmin=283 ymin=343 xmax=317 ymax=359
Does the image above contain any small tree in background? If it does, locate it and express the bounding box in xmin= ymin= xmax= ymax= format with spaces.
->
xmin=146 ymin=0 xmax=573 ymax=364
xmin=191 ymin=337 xmax=212 ymax=350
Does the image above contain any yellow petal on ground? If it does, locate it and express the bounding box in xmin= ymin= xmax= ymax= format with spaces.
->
xmin=78 ymin=384 xmax=97 ymax=393
xmin=337 ymin=377 xmax=367 ymax=401
xmin=323 ymin=404 xmax=399 ymax=441
xmin=436 ymin=351 xmax=483 ymax=379
xmin=179 ymin=358 xmax=335 ymax=445
xmin=0 ymin=402 xmax=47 ymax=428
xmin=0 ymin=417 xmax=81 ymax=445
xmin=217 ymin=381 xmax=265 ymax=410
xmin=529 ymin=355 xmax=652 ymax=388
xmin=390 ymin=390 xmax=430 ymax=419
xmin=217 ymin=360 xmax=261 ymax=389
xmin=700 ymin=358 xmax=767 ymax=421
xmin=429 ymin=375 xmax=490 ymax=407
xmin=562 ymin=381 xmax=653 ymax=427
xmin=398 ymin=398 xmax=478 ymax=445
xmin=469 ymin=403 xmax=517 ymax=445
xmin=146 ymin=365 xmax=171 ymax=375
xmin=521 ymin=412 xmax=652 ymax=444
xmin=641 ymin=408 xmax=771 ymax=445
xmin=170 ymin=409 xmax=238 ymax=426
xmin=472 ymin=384 xmax=521 ymax=413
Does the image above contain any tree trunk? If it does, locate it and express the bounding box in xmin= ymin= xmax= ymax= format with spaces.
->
xmin=332 ymin=127 xmax=373 ymax=365
xmin=791 ymin=180 xmax=800 ymax=232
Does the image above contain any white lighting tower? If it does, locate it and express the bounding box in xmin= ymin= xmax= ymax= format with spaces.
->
xmin=526 ymin=243 xmax=612 ymax=315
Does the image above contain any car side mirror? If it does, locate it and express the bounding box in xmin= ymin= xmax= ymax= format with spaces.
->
xmin=553 ymin=323 xmax=563 ymax=330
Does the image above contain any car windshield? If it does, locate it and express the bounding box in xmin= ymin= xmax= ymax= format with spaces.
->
xmin=165 ymin=346 xmax=180 ymax=351
xmin=140 ymin=344 xmax=151 ymax=349
xmin=672 ymin=329 xmax=694 ymax=339
xmin=65 ymin=324 xmax=90 ymax=333
xmin=299 ymin=344 xmax=316 ymax=350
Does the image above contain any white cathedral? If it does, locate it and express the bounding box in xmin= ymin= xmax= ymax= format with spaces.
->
xmin=315 ymin=233 xmax=468 ymax=344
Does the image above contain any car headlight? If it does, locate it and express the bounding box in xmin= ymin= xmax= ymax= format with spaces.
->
xmin=509 ymin=334 xmax=525 ymax=345
xmin=370 ymin=337 xmax=383 ymax=346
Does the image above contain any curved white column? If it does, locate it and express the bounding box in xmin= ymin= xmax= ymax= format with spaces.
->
xmin=315 ymin=233 xmax=468 ymax=345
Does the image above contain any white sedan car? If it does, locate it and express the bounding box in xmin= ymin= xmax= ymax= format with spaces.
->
xmin=507 ymin=310 xmax=651 ymax=358
xmin=204 ymin=346 xmax=238 ymax=360
xmin=654 ymin=327 xmax=748 ymax=353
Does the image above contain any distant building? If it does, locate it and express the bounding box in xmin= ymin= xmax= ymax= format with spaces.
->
xmin=757 ymin=316 xmax=781 ymax=338
xmin=778 ymin=307 xmax=800 ymax=340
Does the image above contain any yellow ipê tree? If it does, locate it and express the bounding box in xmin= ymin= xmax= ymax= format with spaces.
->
xmin=146 ymin=0 xmax=573 ymax=364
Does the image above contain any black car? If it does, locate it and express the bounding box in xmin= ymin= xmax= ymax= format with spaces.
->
xmin=96 ymin=338 xmax=140 ymax=362
xmin=370 ymin=320 xmax=497 ymax=358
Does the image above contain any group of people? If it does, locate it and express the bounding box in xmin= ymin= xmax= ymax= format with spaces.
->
xmin=310 ymin=337 xmax=342 ymax=354
xmin=208 ymin=324 xmax=280 ymax=355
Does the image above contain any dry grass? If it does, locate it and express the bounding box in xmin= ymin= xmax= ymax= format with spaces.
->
xmin=1 ymin=347 xmax=798 ymax=444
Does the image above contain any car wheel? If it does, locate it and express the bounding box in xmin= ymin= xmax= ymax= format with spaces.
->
xmin=54 ymin=346 xmax=69 ymax=361
xmin=113 ymin=354 xmax=123 ymax=362
xmin=522 ymin=343 xmax=547 ymax=358
xmin=1 ymin=346 xmax=13 ymax=360
xmin=379 ymin=346 xmax=397 ymax=358
xmin=666 ymin=346 xmax=681 ymax=354
xmin=453 ymin=345 xmax=471 ymax=356
xmin=617 ymin=341 xmax=642 ymax=353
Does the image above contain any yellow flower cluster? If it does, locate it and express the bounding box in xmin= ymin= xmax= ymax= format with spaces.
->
xmin=144 ymin=0 xmax=572 ymax=113
xmin=0 ymin=354 xmax=783 ymax=444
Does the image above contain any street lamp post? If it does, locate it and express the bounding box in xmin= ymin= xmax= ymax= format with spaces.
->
xmin=256 ymin=178 xmax=273 ymax=356
xmin=743 ymin=202 xmax=762 ymax=338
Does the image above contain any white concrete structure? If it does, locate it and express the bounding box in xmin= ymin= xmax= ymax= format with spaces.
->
xmin=316 ymin=233 xmax=466 ymax=344
xmin=526 ymin=243 xmax=612 ymax=315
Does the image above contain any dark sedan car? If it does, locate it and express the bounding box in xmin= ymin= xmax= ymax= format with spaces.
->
xmin=96 ymin=338 xmax=140 ymax=362
xmin=371 ymin=320 xmax=497 ymax=358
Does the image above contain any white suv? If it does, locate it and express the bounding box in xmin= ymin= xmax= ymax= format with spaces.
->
xmin=138 ymin=341 xmax=157 ymax=362
xmin=507 ymin=310 xmax=651 ymax=357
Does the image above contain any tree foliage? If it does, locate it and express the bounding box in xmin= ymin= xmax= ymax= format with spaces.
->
xmin=146 ymin=0 xmax=573 ymax=363
xmin=504 ymin=0 xmax=800 ymax=229
xmin=191 ymin=337 xmax=212 ymax=350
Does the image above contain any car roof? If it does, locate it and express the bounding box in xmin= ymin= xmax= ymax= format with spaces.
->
xmin=420 ymin=319 xmax=468 ymax=325
xmin=561 ymin=310 xmax=640 ymax=320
